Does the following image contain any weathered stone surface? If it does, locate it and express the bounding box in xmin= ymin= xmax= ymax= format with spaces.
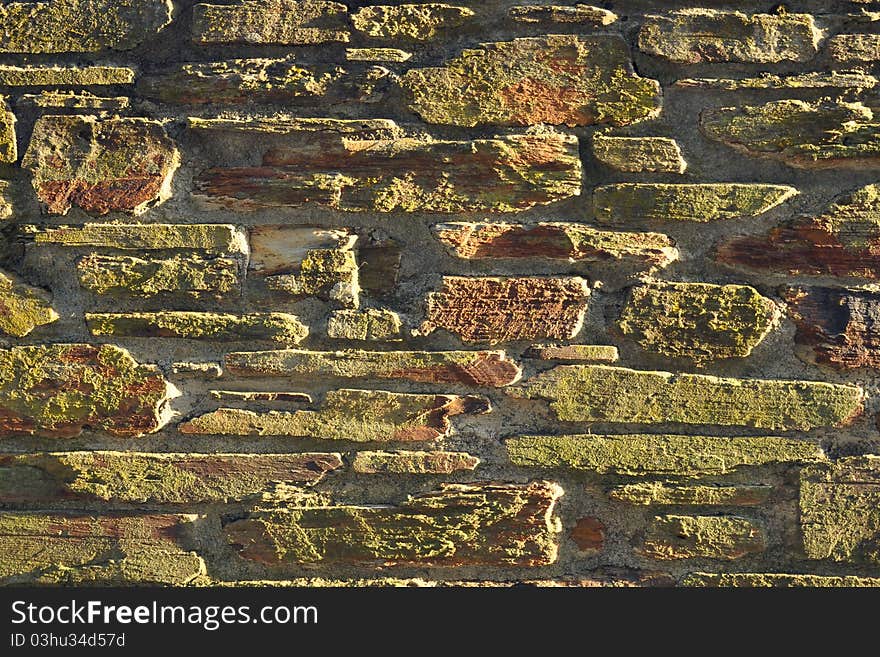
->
xmin=676 ymin=71 xmax=879 ymax=90
xmin=828 ymin=34 xmax=880 ymax=62
xmin=193 ymin=0 xmax=349 ymax=45
xmin=610 ymin=483 xmax=773 ymax=506
xmin=0 ymin=0 xmax=173 ymax=54
xmin=0 ymin=344 xmax=174 ymax=438
xmin=265 ymin=248 xmax=359 ymax=308
xmin=0 ymin=452 xmax=343 ymax=503
xmin=800 ymin=456 xmax=880 ymax=564
xmin=506 ymin=434 xmax=824 ymax=476
xmin=0 ymin=182 xmax=11 ymax=220
xmin=593 ymin=184 xmax=797 ymax=225
xmin=701 ymin=100 xmax=880 ymax=169
xmin=0 ymin=97 xmax=15 ymax=163
xmin=683 ymin=572 xmax=880 ymax=587
xmin=77 ymin=254 xmax=240 ymax=300
xmin=224 ymin=481 xmax=562 ymax=567
xmin=525 ymin=344 xmax=619 ymax=363
xmin=510 ymin=364 xmax=862 ymax=430
xmin=617 ymin=281 xmax=779 ymax=364
xmin=0 ymin=270 xmax=58 ymax=337
xmin=0 ymin=64 xmax=135 ymax=86
xmin=433 ymin=222 xmax=678 ymax=272
xmin=640 ymin=515 xmax=765 ymax=560
xmin=172 ymin=362 xmax=222 ymax=378
xmin=248 ymin=225 xmax=354 ymax=275
xmin=509 ymin=4 xmax=616 ymax=26
xmin=327 ymin=309 xmax=402 ymax=341
xmin=214 ymin=573 xmax=673 ymax=587
xmin=224 ymin=349 xmax=522 ymax=387
xmin=352 ymin=4 xmax=473 ymax=41
xmin=357 ymin=233 xmax=401 ymax=298
xmin=638 ymin=9 xmax=820 ymax=64
xmin=0 ymin=513 xmax=203 ymax=585
xmin=86 ymin=312 xmax=308 ymax=345
xmin=420 ymin=276 xmax=590 ymax=344
xmin=716 ymin=184 xmax=880 ymax=279
xmin=592 ymin=135 xmax=686 ymax=174
xmin=22 ymin=116 xmax=179 ymax=215
xmin=196 ymin=132 xmax=582 ymax=214
xmin=402 ymin=35 xmax=661 ymax=128
xmin=180 ymin=389 xmax=489 ymax=442
xmin=346 ymin=48 xmax=411 ymax=62
xmin=138 ymin=58 xmax=347 ymax=105
xmin=350 ymin=450 xmax=479 ymax=474
xmin=209 ymin=390 xmax=311 ymax=404
xmin=18 ymin=92 xmax=130 ymax=111
xmin=572 ymin=517 xmax=604 ymax=554
xmin=25 ymin=223 xmax=247 ymax=254
xmin=782 ymin=286 xmax=880 ymax=370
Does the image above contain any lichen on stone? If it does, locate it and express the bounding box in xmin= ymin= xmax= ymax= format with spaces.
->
xmin=25 ymin=222 xmax=248 ymax=254
xmin=610 ymin=482 xmax=772 ymax=506
xmin=327 ymin=309 xmax=402 ymax=341
xmin=592 ymin=135 xmax=686 ymax=173
xmin=193 ymin=0 xmax=350 ymax=45
xmin=640 ymin=515 xmax=766 ymax=560
xmin=402 ymin=35 xmax=661 ymax=127
xmin=352 ymin=4 xmax=473 ymax=41
xmin=0 ymin=96 xmax=16 ymax=163
xmin=617 ymin=280 xmax=779 ymax=364
xmin=0 ymin=269 xmax=58 ymax=337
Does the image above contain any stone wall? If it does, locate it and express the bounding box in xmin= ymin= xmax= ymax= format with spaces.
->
xmin=2 ymin=0 xmax=880 ymax=587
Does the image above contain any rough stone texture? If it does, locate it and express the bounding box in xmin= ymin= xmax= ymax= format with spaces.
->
xmin=525 ymin=344 xmax=619 ymax=363
xmin=701 ymin=100 xmax=880 ymax=169
xmin=571 ymin=517 xmax=604 ymax=554
xmin=510 ymin=365 xmax=863 ymax=430
xmin=617 ymin=281 xmax=779 ymax=364
xmin=86 ymin=312 xmax=309 ymax=345
xmin=676 ymin=71 xmax=879 ymax=91
xmin=350 ymin=450 xmax=479 ymax=474
xmin=509 ymin=5 xmax=617 ymax=26
xmin=24 ymin=223 xmax=247 ymax=254
xmin=683 ymin=573 xmax=880 ymax=587
xmin=224 ymin=481 xmax=562 ymax=567
xmin=224 ymin=349 xmax=522 ymax=387
xmin=196 ymin=132 xmax=582 ymax=214
xmin=828 ymin=34 xmax=880 ymax=62
xmin=0 ymin=0 xmax=173 ymax=54
xmin=420 ymin=276 xmax=590 ymax=344
xmin=137 ymin=58 xmax=348 ymax=105
xmin=0 ymin=182 xmax=12 ymax=221
xmin=610 ymin=483 xmax=773 ymax=506
xmin=0 ymin=452 xmax=343 ymax=503
xmin=346 ymin=48 xmax=411 ymax=62
xmin=0 ymin=64 xmax=135 ymax=86
xmin=716 ymin=184 xmax=880 ymax=279
xmin=640 ymin=515 xmax=766 ymax=561
xmin=0 ymin=344 xmax=174 ymax=438
xmin=351 ymin=4 xmax=473 ymax=41
xmin=0 ymin=269 xmax=58 ymax=337
xmin=638 ymin=10 xmax=820 ymax=64
xmin=433 ymin=222 xmax=678 ymax=273
xmin=17 ymin=92 xmax=130 ymax=111
xmin=77 ymin=254 xmax=240 ymax=300
xmin=179 ymin=389 xmax=490 ymax=442
xmin=592 ymin=135 xmax=686 ymax=174
xmin=800 ymin=456 xmax=880 ymax=564
xmin=193 ymin=1 xmax=349 ymax=45
xmin=506 ymin=434 xmax=825 ymax=476
xmin=22 ymin=116 xmax=179 ymax=215
xmin=209 ymin=390 xmax=311 ymax=404
xmin=327 ymin=309 xmax=402 ymax=341
xmin=782 ymin=286 xmax=880 ymax=370
xmin=264 ymin=248 xmax=359 ymax=308
xmin=0 ymin=97 xmax=16 ymax=163
xmin=593 ymin=184 xmax=798 ymax=225
xmin=402 ymin=35 xmax=661 ymax=128
xmin=0 ymin=513 xmax=203 ymax=585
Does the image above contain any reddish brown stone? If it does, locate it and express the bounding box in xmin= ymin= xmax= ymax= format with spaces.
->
xmin=224 ymin=481 xmax=562 ymax=567
xmin=572 ymin=517 xmax=605 ymax=554
xmin=420 ymin=276 xmax=590 ymax=344
xmin=22 ymin=116 xmax=178 ymax=216
xmin=782 ymin=286 xmax=880 ymax=370
xmin=716 ymin=185 xmax=880 ymax=279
